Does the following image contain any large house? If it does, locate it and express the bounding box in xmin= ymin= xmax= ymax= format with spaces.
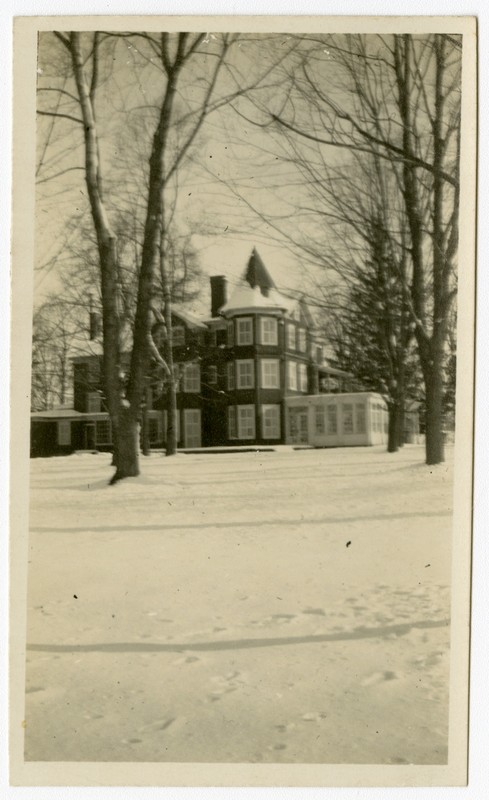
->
xmin=31 ymin=249 xmax=412 ymax=457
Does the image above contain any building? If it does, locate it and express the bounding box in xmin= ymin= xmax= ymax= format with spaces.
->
xmin=31 ymin=248 xmax=416 ymax=456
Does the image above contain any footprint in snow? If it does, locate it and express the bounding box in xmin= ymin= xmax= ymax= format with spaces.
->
xmin=361 ymin=670 xmax=400 ymax=686
xmin=172 ymin=654 xmax=201 ymax=665
xmin=139 ymin=717 xmax=176 ymax=733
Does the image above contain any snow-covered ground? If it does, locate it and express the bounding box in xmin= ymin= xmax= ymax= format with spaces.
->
xmin=24 ymin=445 xmax=453 ymax=764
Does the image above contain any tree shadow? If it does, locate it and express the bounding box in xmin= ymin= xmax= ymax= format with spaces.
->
xmin=26 ymin=617 xmax=449 ymax=655
xmin=29 ymin=509 xmax=452 ymax=535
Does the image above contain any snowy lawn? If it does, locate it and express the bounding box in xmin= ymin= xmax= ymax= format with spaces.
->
xmin=25 ymin=445 xmax=453 ymax=764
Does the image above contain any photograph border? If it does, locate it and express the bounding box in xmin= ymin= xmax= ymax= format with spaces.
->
xmin=7 ymin=10 xmax=478 ymax=791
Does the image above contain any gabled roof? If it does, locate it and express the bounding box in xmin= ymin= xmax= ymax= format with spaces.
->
xmin=171 ymin=306 xmax=208 ymax=330
xmin=244 ymin=248 xmax=277 ymax=295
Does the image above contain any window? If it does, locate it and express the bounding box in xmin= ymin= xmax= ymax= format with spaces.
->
xmin=287 ymin=361 xmax=298 ymax=390
xmin=227 ymin=321 xmax=234 ymax=347
xmin=342 ymin=403 xmax=354 ymax=434
xmin=216 ymin=328 xmax=227 ymax=346
xmin=286 ymin=323 xmax=296 ymax=350
xmin=260 ymin=317 xmax=278 ymax=345
xmin=236 ymin=317 xmax=253 ymax=345
xmin=237 ymin=405 xmax=255 ymax=439
xmin=227 ymin=361 xmax=235 ymax=390
xmin=356 ymin=403 xmax=366 ymax=434
xmin=182 ymin=363 xmax=200 ymax=393
xmin=183 ymin=409 xmax=201 ymax=448
xmin=228 ymin=406 xmax=237 ymax=439
xmin=148 ymin=415 xmax=162 ymax=444
xmin=88 ymin=358 xmax=101 ymax=383
xmin=260 ymin=359 xmax=280 ymax=389
xmin=163 ymin=410 xmax=180 ymax=443
xmin=297 ymin=327 xmax=307 ymax=352
xmin=314 ymin=405 xmax=325 ymax=434
xmin=87 ymin=392 xmax=101 ymax=413
xmin=298 ymin=363 xmax=308 ymax=392
xmin=207 ymin=365 xmax=218 ymax=385
xmin=96 ymin=419 xmax=112 ymax=444
xmin=261 ymin=404 xmax=281 ymax=439
xmin=57 ymin=420 xmax=71 ymax=446
xmin=172 ymin=326 xmax=185 ymax=346
xmin=237 ymin=359 xmax=254 ymax=389
xmin=316 ymin=345 xmax=323 ymax=364
xmin=327 ymin=405 xmax=338 ymax=435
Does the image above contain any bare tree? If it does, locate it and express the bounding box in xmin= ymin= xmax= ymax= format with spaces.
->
xmin=37 ymin=31 xmax=236 ymax=481
xmin=36 ymin=30 xmax=295 ymax=480
xmin=228 ymin=33 xmax=460 ymax=464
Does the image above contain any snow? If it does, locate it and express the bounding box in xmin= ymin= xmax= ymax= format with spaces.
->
xmin=24 ymin=445 xmax=453 ymax=765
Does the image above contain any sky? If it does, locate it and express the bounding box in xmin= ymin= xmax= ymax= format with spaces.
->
xmin=33 ymin=31 xmax=352 ymax=309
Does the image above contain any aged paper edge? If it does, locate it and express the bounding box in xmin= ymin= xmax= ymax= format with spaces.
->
xmin=9 ymin=13 xmax=477 ymax=788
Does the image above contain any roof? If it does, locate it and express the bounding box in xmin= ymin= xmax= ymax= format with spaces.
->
xmin=219 ymin=283 xmax=295 ymax=316
xmin=318 ymin=365 xmax=354 ymax=378
xmin=31 ymin=407 xmax=85 ymax=420
xmin=171 ymin=306 xmax=208 ymax=330
xmin=245 ymin=248 xmax=277 ymax=294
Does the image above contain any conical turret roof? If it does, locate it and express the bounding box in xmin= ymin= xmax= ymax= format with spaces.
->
xmin=244 ymin=248 xmax=277 ymax=295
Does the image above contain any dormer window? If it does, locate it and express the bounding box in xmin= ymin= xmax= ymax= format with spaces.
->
xmin=172 ymin=326 xmax=185 ymax=346
xmin=236 ymin=317 xmax=253 ymax=345
xmin=297 ymin=328 xmax=307 ymax=353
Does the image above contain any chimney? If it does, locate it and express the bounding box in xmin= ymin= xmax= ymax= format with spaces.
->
xmin=210 ymin=275 xmax=227 ymax=317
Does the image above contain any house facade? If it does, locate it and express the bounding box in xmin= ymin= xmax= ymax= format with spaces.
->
xmin=31 ymin=248 xmax=399 ymax=456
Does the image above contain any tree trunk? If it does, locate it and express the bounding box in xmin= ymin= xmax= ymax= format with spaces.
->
xmin=166 ymin=381 xmax=178 ymax=456
xmin=141 ymin=391 xmax=150 ymax=456
xmin=396 ymin=402 xmax=405 ymax=447
xmin=161 ymin=233 xmax=178 ymax=456
xmin=424 ymin=361 xmax=445 ymax=465
xmin=110 ymin=408 xmax=140 ymax=483
xmin=387 ymin=402 xmax=400 ymax=453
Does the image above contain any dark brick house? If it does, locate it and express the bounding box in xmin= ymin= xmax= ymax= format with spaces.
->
xmin=30 ymin=249 xmax=355 ymax=455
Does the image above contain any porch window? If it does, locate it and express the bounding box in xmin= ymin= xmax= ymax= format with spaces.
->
xmin=57 ymin=420 xmax=71 ymax=446
xmin=342 ymin=403 xmax=354 ymax=434
xmin=95 ymin=419 xmax=112 ymax=444
xmin=327 ymin=405 xmax=338 ymax=435
xmin=314 ymin=405 xmax=325 ymax=434
xmin=356 ymin=403 xmax=366 ymax=434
